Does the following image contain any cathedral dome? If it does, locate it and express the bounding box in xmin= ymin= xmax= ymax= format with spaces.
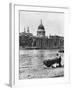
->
xmin=37 ymin=20 xmax=45 ymax=37
xmin=38 ymin=20 xmax=45 ymax=30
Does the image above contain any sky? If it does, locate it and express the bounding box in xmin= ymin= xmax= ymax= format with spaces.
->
xmin=20 ymin=11 xmax=64 ymax=37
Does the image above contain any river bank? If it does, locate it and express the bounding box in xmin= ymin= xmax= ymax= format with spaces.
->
xmin=19 ymin=66 xmax=64 ymax=79
xmin=19 ymin=49 xmax=64 ymax=79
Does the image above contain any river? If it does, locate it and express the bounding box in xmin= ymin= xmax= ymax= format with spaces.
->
xmin=19 ymin=49 xmax=64 ymax=79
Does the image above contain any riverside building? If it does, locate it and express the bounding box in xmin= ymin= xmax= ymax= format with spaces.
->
xmin=19 ymin=20 xmax=64 ymax=49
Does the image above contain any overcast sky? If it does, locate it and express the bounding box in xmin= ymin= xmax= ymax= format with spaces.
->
xmin=20 ymin=11 xmax=64 ymax=37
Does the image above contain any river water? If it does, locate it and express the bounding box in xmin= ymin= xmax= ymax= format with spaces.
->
xmin=19 ymin=49 xmax=64 ymax=79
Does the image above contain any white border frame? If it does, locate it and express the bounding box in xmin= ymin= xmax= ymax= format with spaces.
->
xmin=9 ymin=3 xmax=70 ymax=87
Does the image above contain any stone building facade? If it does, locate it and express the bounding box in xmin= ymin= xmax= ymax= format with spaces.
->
xmin=34 ymin=20 xmax=64 ymax=49
xmin=19 ymin=20 xmax=64 ymax=49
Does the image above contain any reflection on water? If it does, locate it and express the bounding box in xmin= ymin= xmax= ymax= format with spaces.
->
xmin=19 ymin=49 xmax=64 ymax=69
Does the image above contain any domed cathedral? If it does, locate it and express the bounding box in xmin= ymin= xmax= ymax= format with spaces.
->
xmin=37 ymin=19 xmax=45 ymax=37
xmin=36 ymin=19 xmax=48 ymax=49
xmin=19 ymin=20 xmax=64 ymax=49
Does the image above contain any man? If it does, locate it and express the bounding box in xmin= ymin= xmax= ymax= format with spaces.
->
xmin=43 ymin=53 xmax=62 ymax=68
xmin=52 ymin=53 xmax=62 ymax=68
xmin=56 ymin=53 xmax=62 ymax=67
